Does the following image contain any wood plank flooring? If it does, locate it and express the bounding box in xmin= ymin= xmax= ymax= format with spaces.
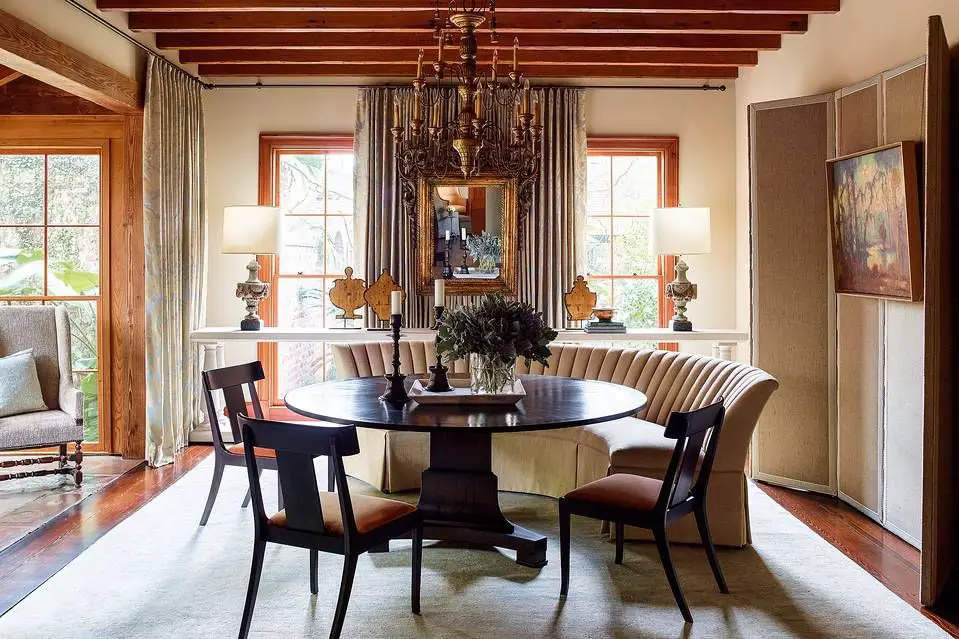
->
xmin=757 ymin=481 xmax=959 ymax=637
xmin=0 ymin=446 xmax=210 ymax=615
xmin=0 ymin=447 xmax=957 ymax=638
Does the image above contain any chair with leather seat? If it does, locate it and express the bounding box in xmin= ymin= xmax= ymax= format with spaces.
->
xmin=236 ymin=415 xmax=424 ymax=639
xmin=559 ymin=399 xmax=728 ymax=623
xmin=199 ymin=361 xmax=334 ymax=526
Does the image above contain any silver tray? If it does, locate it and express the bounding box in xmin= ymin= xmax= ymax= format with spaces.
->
xmin=409 ymin=377 xmax=525 ymax=406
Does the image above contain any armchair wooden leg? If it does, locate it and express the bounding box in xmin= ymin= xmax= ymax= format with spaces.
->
xmin=411 ymin=526 xmax=423 ymax=615
xmin=327 ymin=458 xmax=335 ymax=492
xmin=277 ymin=480 xmax=284 ymax=512
xmin=695 ymin=505 xmax=728 ymax=593
xmin=614 ymin=522 xmax=624 ymax=565
xmin=59 ymin=444 xmax=68 ymax=470
xmin=559 ymin=499 xmax=571 ymax=597
xmin=653 ymin=526 xmax=692 ymax=623
xmin=329 ymin=554 xmax=358 ymax=639
xmin=200 ymin=458 xmax=225 ymax=526
xmin=310 ymin=549 xmax=319 ymax=595
xmin=73 ymin=441 xmax=83 ymax=488
xmin=238 ymin=537 xmax=266 ymax=639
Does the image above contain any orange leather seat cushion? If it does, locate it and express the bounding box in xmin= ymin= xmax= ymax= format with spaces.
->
xmin=564 ymin=473 xmax=663 ymax=513
xmin=268 ymin=492 xmax=416 ymax=536
xmin=226 ymin=442 xmax=276 ymax=458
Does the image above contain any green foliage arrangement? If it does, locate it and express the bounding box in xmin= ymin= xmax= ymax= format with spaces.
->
xmin=436 ymin=294 xmax=558 ymax=370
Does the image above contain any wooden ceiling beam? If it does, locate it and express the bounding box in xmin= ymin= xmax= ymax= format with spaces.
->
xmin=0 ymin=63 xmax=23 ymax=87
xmin=0 ymin=9 xmax=140 ymax=113
xmin=197 ymin=62 xmax=739 ymax=78
xmin=129 ymin=11 xmax=808 ymax=33
xmin=157 ymin=31 xmax=782 ymax=51
xmin=102 ymin=0 xmax=839 ymax=12
xmin=180 ymin=48 xmax=758 ymax=66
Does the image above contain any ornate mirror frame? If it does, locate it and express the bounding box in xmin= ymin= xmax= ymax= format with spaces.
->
xmin=416 ymin=176 xmax=519 ymax=296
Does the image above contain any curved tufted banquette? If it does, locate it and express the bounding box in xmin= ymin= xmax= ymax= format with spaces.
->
xmin=332 ymin=342 xmax=778 ymax=547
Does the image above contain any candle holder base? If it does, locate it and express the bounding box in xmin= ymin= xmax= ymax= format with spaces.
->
xmin=380 ymin=373 xmax=411 ymax=405
xmin=425 ymin=364 xmax=453 ymax=393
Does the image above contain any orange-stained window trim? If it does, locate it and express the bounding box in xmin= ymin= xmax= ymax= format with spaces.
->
xmin=586 ymin=136 xmax=679 ymax=350
xmin=256 ymin=134 xmax=354 ymax=418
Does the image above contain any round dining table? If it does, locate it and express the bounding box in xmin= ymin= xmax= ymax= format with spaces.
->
xmin=285 ymin=375 xmax=648 ymax=568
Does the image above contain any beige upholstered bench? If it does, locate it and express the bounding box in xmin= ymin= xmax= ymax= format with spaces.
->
xmin=332 ymin=342 xmax=778 ymax=547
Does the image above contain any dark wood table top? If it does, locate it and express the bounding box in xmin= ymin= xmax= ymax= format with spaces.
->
xmin=284 ymin=375 xmax=647 ymax=433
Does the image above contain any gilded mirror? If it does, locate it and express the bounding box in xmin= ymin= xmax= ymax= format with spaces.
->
xmin=416 ymin=176 xmax=518 ymax=295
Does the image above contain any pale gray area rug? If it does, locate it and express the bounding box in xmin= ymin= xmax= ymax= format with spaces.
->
xmin=0 ymin=457 xmax=946 ymax=639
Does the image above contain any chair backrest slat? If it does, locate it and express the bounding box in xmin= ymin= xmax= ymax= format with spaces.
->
xmin=239 ymin=416 xmax=361 ymax=540
xmin=657 ymin=399 xmax=725 ymax=510
xmin=202 ymin=362 xmax=266 ymax=448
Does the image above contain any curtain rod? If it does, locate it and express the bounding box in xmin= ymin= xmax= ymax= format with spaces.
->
xmin=62 ymin=0 xmax=727 ymax=94
xmin=209 ymin=82 xmax=727 ymax=91
xmin=63 ymin=0 xmax=213 ymax=89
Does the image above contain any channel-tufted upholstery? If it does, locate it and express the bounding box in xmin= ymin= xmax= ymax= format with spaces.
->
xmin=332 ymin=342 xmax=778 ymax=547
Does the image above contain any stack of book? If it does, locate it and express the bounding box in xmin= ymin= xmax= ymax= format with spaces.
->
xmin=585 ymin=320 xmax=626 ymax=334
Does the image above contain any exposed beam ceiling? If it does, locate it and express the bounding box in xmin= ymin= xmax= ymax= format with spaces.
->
xmin=0 ymin=64 xmax=22 ymax=88
xmin=96 ymin=1 xmax=839 ymax=79
xmin=0 ymin=9 xmax=141 ymax=112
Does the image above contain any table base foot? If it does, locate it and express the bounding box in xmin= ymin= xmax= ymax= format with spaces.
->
xmin=423 ymin=522 xmax=547 ymax=568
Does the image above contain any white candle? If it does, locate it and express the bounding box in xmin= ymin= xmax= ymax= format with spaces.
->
xmin=461 ymin=227 xmax=467 ymax=241
xmin=445 ymin=229 xmax=451 ymax=242
xmin=434 ymin=279 xmax=445 ymax=307
xmin=390 ymin=290 xmax=403 ymax=316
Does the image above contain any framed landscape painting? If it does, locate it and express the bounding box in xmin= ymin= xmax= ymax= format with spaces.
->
xmin=826 ymin=141 xmax=923 ymax=301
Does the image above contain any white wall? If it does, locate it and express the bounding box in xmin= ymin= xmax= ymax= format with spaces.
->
xmin=205 ymin=86 xmax=739 ymax=362
xmin=204 ymin=87 xmax=359 ymax=364
xmin=736 ymin=0 xmax=959 ymax=546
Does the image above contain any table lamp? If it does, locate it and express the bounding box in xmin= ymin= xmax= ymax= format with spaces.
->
xmin=650 ymin=207 xmax=711 ymax=332
xmin=222 ymin=205 xmax=283 ymax=331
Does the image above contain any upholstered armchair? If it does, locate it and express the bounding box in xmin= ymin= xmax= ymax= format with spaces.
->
xmin=0 ymin=306 xmax=84 ymax=486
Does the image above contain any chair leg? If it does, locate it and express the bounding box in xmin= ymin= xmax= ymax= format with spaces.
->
xmin=310 ymin=549 xmax=319 ymax=595
xmin=653 ymin=526 xmax=692 ymax=623
xmin=73 ymin=441 xmax=83 ymax=488
xmin=695 ymin=505 xmax=729 ymax=593
xmin=241 ymin=469 xmax=262 ymax=508
xmin=277 ymin=478 xmax=284 ymax=512
xmin=200 ymin=458 xmax=225 ymax=526
xmin=238 ymin=537 xmax=266 ymax=639
xmin=614 ymin=522 xmax=624 ymax=565
xmin=411 ymin=526 xmax=423 ymax=615
xmin=327 ymin=457 xmax=335 ymax=492
xmin=559 ymin=499 xmax=571 ymax=597
xmin=58 ymin=444 xmax=68 ymax=469
xmin=329 ymin=554 xmax=358 ymax=639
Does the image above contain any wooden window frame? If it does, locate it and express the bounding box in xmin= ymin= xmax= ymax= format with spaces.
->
xmin=587 ymin=136 xmax=679 ymax=348
xmin=256 ymin=134 xmax=354 ymax=420
xmin=0 ymin=142 xmax=113 ymax=452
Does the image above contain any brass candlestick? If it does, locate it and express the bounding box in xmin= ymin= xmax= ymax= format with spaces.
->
xmin=426 ymin=306 xmax=453 ymax=393
xmin=380 ymin=314 xmax=410 ymax=405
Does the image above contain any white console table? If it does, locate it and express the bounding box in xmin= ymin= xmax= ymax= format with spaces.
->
xmin=189 ymin=326 xmax=748 ymax=443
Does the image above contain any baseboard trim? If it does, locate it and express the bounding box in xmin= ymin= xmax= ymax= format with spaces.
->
xmin=754 ymin=472 xmax=834 ymax=495
xmin=884 ymin=520 xmax=922 ymax=551
xmin=838 ymin=491 xmax=882 ymax=525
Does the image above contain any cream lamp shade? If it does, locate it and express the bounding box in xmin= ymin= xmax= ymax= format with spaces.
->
xmin=222 ymin=206 xmax=283 ymax=255
xmin=650 ymin=207 xmax=712 ymax=256
xmin=436 ymin=186 xmax=469 ymax=213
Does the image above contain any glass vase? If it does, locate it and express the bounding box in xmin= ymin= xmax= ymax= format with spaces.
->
xmin=469 ymin=353 xmax=516 ymax=394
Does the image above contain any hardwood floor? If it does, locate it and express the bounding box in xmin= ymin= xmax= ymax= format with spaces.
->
xmin=0 ymin=448 xmax=955 ymax=636
xmin=0 ymin=446 xmax=210 ymax=616
xmin=758 ymin=481 xmax=959 ymax=637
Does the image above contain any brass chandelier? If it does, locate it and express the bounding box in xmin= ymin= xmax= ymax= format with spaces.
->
xmin=391 ymin=1 xmax=543 ymax=185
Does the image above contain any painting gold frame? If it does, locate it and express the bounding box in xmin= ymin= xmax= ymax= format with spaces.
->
xmin=416 ymin=176 xmax=519 ymax=296
xmin=826 ymin=141 xmax=923 ymax=302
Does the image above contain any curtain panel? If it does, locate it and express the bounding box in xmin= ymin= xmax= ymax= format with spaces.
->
xmin=143 ymin=57 xmax=208 ymax=467
xmin=354 ymin=86 xmax=585 ymax=328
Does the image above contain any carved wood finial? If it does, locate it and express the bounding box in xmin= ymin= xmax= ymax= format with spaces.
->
xmin=564 ymin=275 xmax=597 ymax=321
xmin=329 ymin=267 xmax=367 ymax=320
xmin=364 ymin=269 xmax=406 ymax=322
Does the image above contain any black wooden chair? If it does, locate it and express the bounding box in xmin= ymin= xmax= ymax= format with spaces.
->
xmin=236 ymin=415 xmax=424 ymax=639
xmin=559 ymin=399 xmax=728 ymax=623
xmin=199 ymin=361 xmax=334 ymax=526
